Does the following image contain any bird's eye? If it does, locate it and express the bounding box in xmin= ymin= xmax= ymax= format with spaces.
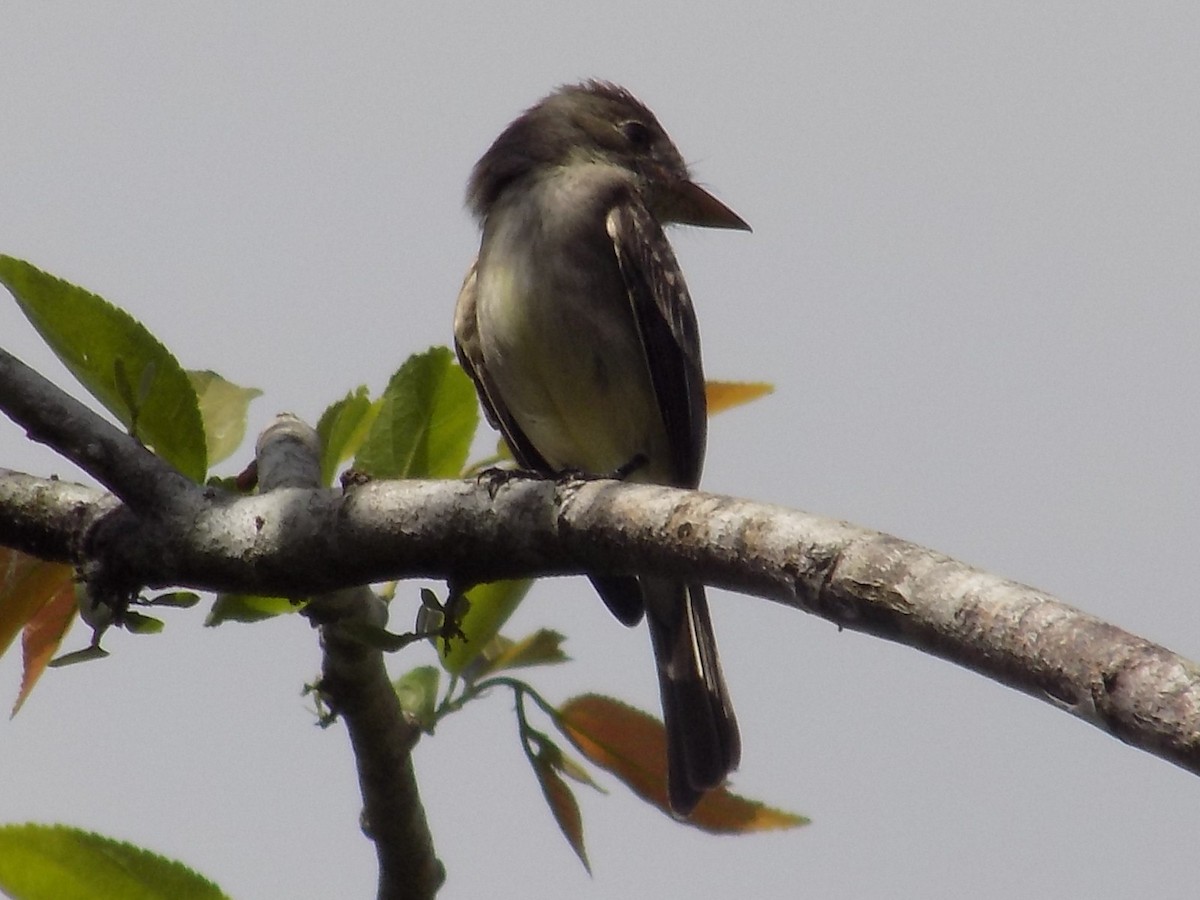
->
xmin=620 ymin=120 xmax=653 ymax=150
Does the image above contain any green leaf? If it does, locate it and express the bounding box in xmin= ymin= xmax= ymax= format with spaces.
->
xmin=354 ymin=347 xmax=478 ymax=479
xmin=469 ymin=629 xmax=570 ymax=680
xmin=392 ymin=665 xmax=440 ymax=729
xmin=316 ymin=386 xmax=378 ymax=486
xmin=48 ymin=645 xmax=110 ymax=668
xmin=205 ymin=594 xmax=302 ymax=626
xmin=527 ymin=729 xmax=604 ymax=792
xmin=0 ymin=257 xmax=207 ymax=481
xmin=187 ymin=371 xmax=261 ymax=466
xmin=0 ymin=823 xmax=227 ymax=900
xmin=146 ymin=592 xmax=201 ymax=608
xmin=437 ymin=579 xmax=533 ymax=676
xmin=120 ymin=611 xmax=164 ymax=634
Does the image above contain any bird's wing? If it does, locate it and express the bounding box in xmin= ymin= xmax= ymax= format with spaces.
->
xmin=452 ymin=257 xmax=550 ymax=471
xmin=606 ymin=200 xmax=707 ymax=487
xmin=455 ymin=253 xmax=646 ymax=625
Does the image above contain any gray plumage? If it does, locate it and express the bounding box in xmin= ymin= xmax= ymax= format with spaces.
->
xmin=455 ymin=81 xmax=748 ymax=814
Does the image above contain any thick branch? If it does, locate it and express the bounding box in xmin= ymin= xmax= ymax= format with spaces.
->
xmin=2 ymin=465 xmax=1198 ymax=780
xmin=0 ymin=347 xmax=198 ymax=513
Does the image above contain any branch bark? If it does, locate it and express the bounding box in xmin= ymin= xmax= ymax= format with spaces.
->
xmin=255 ymin=415 xmax=444 ymax=900
xmin=6 ymin=463 xmax=1198 ymax=776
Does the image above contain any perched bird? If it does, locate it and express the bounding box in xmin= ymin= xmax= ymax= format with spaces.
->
xmin=454 ymin=80 xmax=749 ymax=814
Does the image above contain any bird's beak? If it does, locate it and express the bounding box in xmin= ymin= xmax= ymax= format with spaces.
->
xmin=667 ymin=179 xmax=751 ymax=231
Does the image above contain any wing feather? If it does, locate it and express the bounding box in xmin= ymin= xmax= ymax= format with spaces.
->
xmin=606 ymin=203 xmax=707 ymax=487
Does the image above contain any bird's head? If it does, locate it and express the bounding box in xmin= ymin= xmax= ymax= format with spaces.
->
xmin=468 ymin=80 xmax=749 ymax=232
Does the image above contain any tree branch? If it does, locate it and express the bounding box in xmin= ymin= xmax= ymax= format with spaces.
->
xmin=0 ymin=348 xmax=198 ymax=514
xmin=2 ymin=464 xmax=1198 ymax=780
xmin=255 ymin=416 xmax=443 ymax=900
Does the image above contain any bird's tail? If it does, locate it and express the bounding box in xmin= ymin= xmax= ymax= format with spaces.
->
xmin=643 ymin=578 xmax=740 ymax=815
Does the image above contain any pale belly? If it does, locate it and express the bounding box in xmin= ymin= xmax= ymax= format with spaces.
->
xmin=475 ymin=262 xmax=670 ymax=482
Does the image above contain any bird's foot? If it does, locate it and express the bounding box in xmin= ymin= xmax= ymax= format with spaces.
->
xmin=476 ymin=464 xmax=546 ymax=499
xmin=611 ymin=452 xmax=649 ymax=480
xmin=554 ymin=453 xmax=648 ymax=485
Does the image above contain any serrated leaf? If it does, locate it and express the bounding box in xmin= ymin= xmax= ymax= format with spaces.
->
xmin=0 ymin=823 xmax=228 ymax=900
xmin=316 ymin=386 xmax=378 ymax=486
xmin=437 ymin=579 xmax=532 ymax=676
xmin=205 ymin=593 xmax=301 ymax=625
xmin=392 ymin=665 xmax=440 ymax=729
xmin=354 ymin=347 xmax=478 ymax=479
xmin=706 ymin=380 xmax=774 ymax=416
xmin=188 ymin=370 xmax=261 ymax=466
xmin=0 ymin=256 xmax=208 ymax=481
xmin=530 ymin=745 xmax=590 ymax=873
xmin=2 ymin=549 xmax=79 ymax=714
xmin=14 ymin=576 xmax=78 ymax=716
xmin=0 ymin=549 xmax=74 ymax=659
xmin=557 ymin=694 xmax=808 ymax=833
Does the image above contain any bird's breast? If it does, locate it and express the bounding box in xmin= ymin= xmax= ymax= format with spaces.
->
xmin=474 ymin=212 xmax=668 ymax=479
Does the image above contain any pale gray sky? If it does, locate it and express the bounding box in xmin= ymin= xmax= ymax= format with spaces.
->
xmin=3 ymin=4 xmax=1199 ymax=898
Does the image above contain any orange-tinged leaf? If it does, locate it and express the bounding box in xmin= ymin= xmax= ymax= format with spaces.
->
xmin=706 ymin=380 xmax=773 ymax=415
xmin=0 ymin=549 xmax=77 ymax=716
xmin=556 ymin=694 xmax=669 ymax=800
xmin=684 ymin=782 xmax=810 ymax=833
xmin=531 ymin=747 xmax=590 ymax=872
xmin=0 ymin=549 xmax=74 ymax=658
xmin=557 ymin=694 xmax=808 ymax=833
xmin=15 ymin=583 xmax=78 ymax=715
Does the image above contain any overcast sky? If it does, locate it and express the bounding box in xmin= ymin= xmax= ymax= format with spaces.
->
xmin=3 ymin=4 xmax=1199 ymax=899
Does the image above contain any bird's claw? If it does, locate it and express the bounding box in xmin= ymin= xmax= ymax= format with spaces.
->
xmin=475 ymin=465 xmax=544 ymax=499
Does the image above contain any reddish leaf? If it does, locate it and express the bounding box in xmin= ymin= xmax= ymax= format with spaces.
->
xmin=683 ymin=780 xmax=810 ymax=833
xmin=15 ymin=583 xmax=78 ymax=715
xmin=531 ymin=747 xmax=590 ymax=873
xmin=0 ymin=549 xmax=77 ymax=716
xmin=557 ymin=694 xmax=808 ymax=833
xmin=556 ymin=694 xmax=669 ymax=799
xmin=1 ymin=550 xmax=73 ymax=655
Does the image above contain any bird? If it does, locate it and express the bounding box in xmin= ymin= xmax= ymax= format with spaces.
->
xmin=453 ymin=80 xmax=749 ymax=814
